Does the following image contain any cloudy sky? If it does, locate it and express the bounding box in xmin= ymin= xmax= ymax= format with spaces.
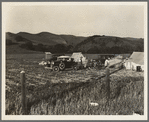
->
xmin=3 ymin=2 xmax=146 ymax=38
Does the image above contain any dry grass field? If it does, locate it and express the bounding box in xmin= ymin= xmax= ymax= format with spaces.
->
xmin=6 ymin=53 xmax=144 ymax=115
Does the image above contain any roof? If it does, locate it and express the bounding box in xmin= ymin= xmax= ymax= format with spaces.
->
xmin=127 ymin=52 xmax=144 ymax=65
xmin=45 ymin=52 xmax=52 ymax=54
xmin=71 ymin=52 xmax=85 ymax=58
xmin=71 ymin=52 xmax=86 ymax=62
xmin=71 ymin=52 xmax=82 ymax=55
xmin=57 ymin=56 xmax=70 ymax=59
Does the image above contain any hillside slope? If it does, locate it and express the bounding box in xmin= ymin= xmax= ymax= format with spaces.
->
xmin=17 ymin=32 xmax=67 ymax=45
xmin=6 ymin=32 xmax=86 ymax=47
xmin=74 ymin=35 xmax=144 ymax=53
xmin=60 ymin=34 xmax=87 ymax=47
xmin=6 ymin=32 xmax=144 ymax=54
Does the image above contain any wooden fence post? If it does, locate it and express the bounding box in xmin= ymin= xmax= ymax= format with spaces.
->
xmin=20 ymin=71 xmax=27 ymax=115
xmin=105 ymin=68 xmax=110 ymax=105
xmin=80 ymin=57 xmax=83 ymax=69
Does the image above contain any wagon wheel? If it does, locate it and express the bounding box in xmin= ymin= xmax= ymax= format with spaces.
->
xmin=59 ymin=62 xmax=65 ymax=70
xmin=53 ymin=66 xmax=60 ymax=72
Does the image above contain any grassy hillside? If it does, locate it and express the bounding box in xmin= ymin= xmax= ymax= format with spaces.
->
xmin=6 ymin=32 xmax=144 ymax=54
xmin=6 ymin=32 xmax=30 ymax=44
xmin=74 ymin=35 xmax=144 ymax=53
xmin=6 ymin=32 xmax=86 ymax=47
xmin=60 ymin=34 xmax=87 ymax=46
xmin=17 ymin=32 xmax=67 ymax=45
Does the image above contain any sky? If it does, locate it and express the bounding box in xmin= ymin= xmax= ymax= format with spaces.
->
xmin=3 ymin=2 xmax=146 ymax=38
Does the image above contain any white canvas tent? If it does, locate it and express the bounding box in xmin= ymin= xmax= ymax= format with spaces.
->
xmin=124 ymin=52 xmax=144 ymax=71
xmin=71 ymin=52 xmax=88 ymax=67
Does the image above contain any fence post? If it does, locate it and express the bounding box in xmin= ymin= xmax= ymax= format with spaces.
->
xmin=80 ymin=57 xmax=83 ymax=69
xmin=105 ymin=68 xmax=110 ymax=105
xmin=20 ymin=71 xmax=27 ymax=115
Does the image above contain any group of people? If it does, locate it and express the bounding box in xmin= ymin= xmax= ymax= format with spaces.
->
xmin=86 ymin=57 xmax=110 ymax=69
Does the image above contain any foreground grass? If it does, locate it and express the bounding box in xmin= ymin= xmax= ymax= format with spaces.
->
xmin=5 ymin=54 xmax=144 ymax=115
xmin=6 ymin=68 xmax=144 ymax=115
xmin=29 ymin=70 xmax=143 ymax=115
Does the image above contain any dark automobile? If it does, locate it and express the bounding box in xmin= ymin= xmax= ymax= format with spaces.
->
xmin=46 ymin=56 xmax=80 ymax=71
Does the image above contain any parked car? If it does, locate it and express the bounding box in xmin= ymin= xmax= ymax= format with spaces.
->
xmin=46 ymin=56 xmax=81 ymax=71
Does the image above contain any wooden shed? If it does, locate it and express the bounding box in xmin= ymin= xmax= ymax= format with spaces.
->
xmin=45 ymin=52 xmax=52 ymax=60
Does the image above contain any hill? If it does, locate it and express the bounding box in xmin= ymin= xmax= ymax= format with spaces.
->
xmin=124 ymin=37 xmax=144 ymax=41
xmin=74 ymin=35 xmax=144 ymax=54
xmin=6 ymin=32 xmax=144 ymax=54
xmin=6 ymin=32 xmax=86 ymax=47
xmin=60 ymin=34 xmax=87 ymax=47
xmin=17 ymin=32 xmax=67 ymax=45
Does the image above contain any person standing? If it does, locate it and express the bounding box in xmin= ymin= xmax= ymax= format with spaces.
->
xmin=105 ymin=58 xmax=110 ymax=68
xmin=80 ymin=56 xmax=83 ymax=69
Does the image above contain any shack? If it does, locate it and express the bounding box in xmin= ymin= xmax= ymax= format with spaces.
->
xmin=45 ymin=52 xmax=52 ymax=60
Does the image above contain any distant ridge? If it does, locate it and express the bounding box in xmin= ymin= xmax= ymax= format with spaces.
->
xmin=6 ymin=32 xmax=144 ymax=54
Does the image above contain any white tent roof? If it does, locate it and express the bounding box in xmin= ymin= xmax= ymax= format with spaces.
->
xmin=71 ymin=52 xmax=86 ymax=62
xmin=71 ymin=52 xmax=84 ymax=58
xmin=127 ymin=52 xmax=144 ymax=65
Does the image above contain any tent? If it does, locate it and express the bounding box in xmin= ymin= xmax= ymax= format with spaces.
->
xmin=71 ymin=52 xmax=85 ymax=62
xmin=71 ymin=52 xmax=88 ymax=67
xmin=124 ymin=52 xmax=144 ymax=71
